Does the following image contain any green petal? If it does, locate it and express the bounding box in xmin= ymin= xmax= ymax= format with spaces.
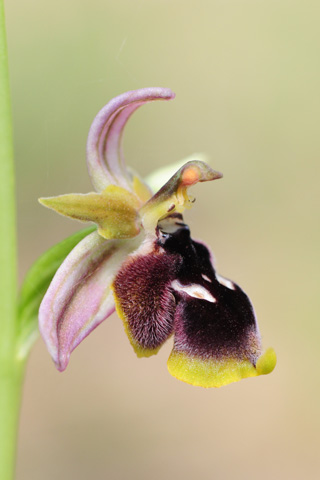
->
xmin=39 ymin=185 xmax=142 ymax=239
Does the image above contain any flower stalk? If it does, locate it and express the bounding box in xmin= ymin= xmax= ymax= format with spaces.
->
xmin=0 ymin=362 xmax=25 ymax=480
xmin=0 ymin=1 xmax=24 ymax=478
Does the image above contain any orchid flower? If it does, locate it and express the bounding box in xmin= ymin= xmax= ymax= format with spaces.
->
xmin=38 ymin=87 xmax=276 ymax=387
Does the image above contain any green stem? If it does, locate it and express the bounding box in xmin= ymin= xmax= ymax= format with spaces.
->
xmin=0 ymin=362 xmax=25 ymax=480
xmin=0 ymin=2 xmax=24 ymax=479
xmin=0 ymin=0 xmax=16 ymax=347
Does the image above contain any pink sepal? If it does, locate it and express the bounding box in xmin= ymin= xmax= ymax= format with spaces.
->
xmin=86 ymin=87 xmax=175 ymax=192
xmin=39 ymin=230 xmax=139 ymax=371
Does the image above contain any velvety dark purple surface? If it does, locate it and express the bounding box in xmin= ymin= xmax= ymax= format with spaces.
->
xmin=114 ymin=214 xmax=260 ymax=362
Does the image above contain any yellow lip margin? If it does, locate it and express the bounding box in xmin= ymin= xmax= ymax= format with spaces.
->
xmin=168 ymin=348 xmax=276 ymax=388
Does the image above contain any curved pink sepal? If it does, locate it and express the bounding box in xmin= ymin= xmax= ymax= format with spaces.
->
xmin=86 ymin=87 xmax=175 ymax=192
xmin=39 ymin=230 xmax=140 ymax=371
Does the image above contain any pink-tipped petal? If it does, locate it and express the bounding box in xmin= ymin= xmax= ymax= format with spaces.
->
xmin=39 ymin=230 xmax=141 ymax=371
xmin=86 ymin=87 xmax=175 ymax=192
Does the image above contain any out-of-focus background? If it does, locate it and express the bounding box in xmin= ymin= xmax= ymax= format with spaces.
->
xmin=6 ymin=0 xmax=319 ymax=479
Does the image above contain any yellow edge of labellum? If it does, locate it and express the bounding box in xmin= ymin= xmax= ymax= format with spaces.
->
xmin=111 ymin=283 xmax=162 ymax=358
xmin=167 ymin=352 xmax=260 ymax=388
xmin=256 ymin=347 xmax=277 ymax=375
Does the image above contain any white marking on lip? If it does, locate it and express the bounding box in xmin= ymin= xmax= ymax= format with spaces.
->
xmin=171 ymin=280 xmax=217 ymax=303
xmin=216 ymin=274 xmax=236 ymax=290
xmin=201 ymin=274 xmax=212 ymax=283
xmin=157 ymin=216 xmax=186 ymax=234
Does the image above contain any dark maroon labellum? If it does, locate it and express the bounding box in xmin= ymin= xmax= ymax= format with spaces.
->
xmin=114 ymin=214 xmax=261 ymax=363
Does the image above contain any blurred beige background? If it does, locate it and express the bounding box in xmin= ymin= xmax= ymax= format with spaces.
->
xmin=5 ymin=0 xmax=319 ymax=479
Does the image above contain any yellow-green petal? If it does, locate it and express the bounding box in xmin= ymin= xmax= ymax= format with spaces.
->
xmin=132 ymin=175 xmax=153 ymax=203
xmin=39 ymin=185 xmax=142 ymax=239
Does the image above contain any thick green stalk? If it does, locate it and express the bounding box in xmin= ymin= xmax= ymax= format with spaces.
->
xmin=0 ymin=1 xmax=24 ymax=479
xmin=0 ymin=362 xmax=24 ymax=480
xmin=0 ymin=0 xmax=16 ymax=348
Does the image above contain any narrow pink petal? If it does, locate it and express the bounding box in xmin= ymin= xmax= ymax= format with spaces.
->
xmin=86 ymin=87 xmax=175 ymax=192
xmin=39 ymin=231 xmax=141 ymax=371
